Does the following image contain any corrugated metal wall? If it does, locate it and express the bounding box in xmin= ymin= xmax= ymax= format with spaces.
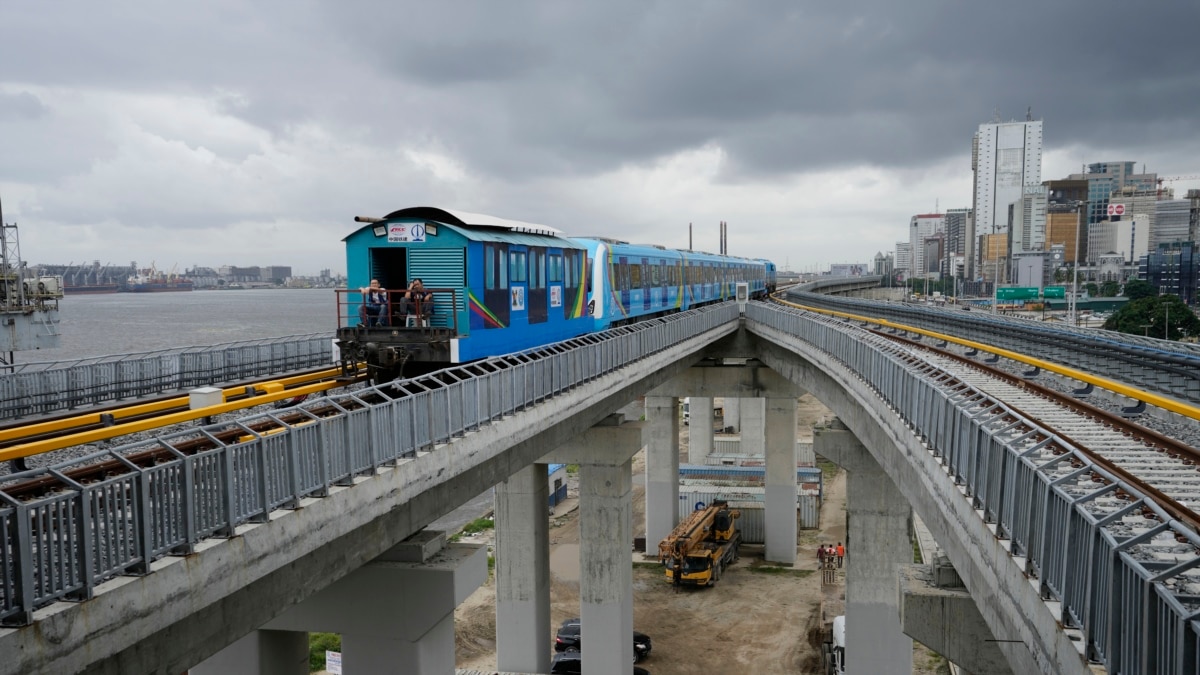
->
xmin=676 ymin=483 xmax=822 ymax=540
xmin=703 ymin=440 xmax=816 ymax=466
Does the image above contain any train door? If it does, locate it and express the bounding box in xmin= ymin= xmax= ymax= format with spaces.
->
xmin=508 ymin=247 xmax=529 ymax=326
xmin=370 ymin=247 xmax=407 ymax=296
xmin=482 ymin=243 xmax=510 ymax=328
xmin=562 ymin=249 xmax=584 ymax=320
xmin=641 ymin=258 xmax=651 ymax=311
xmin=616 ymin=255 xmax=630 ymax=315
xmin=528 ymin=247 xmax=548 ymax=324
xmin=658 ymin=259 xmax=668 ymax=309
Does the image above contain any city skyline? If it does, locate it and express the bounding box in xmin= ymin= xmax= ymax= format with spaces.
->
xmin=2 ymin=2 xmax=1199 ymax=275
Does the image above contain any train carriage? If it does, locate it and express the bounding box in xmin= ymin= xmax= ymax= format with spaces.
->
xmin=576 ymin=238 xmax=773 ymax=329
xmin=338 ymin=206 xmax=777 ymax=382
xmin=337 ymin=207 xmax=592 ymax=380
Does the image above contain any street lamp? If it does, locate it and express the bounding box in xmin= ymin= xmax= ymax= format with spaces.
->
xmin=1068 ymin=200 xmax=1086 ymax=326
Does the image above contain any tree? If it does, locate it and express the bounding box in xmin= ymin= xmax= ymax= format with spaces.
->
xmin=1099 ymin=280 xmax=1120 ymax=298
xmin=1103 ymin=294 xmax=1200 ymax=340
xmin=1085 ymin=282 xmax=1098 ymax=297
xmin=1123 ymin=279 xmax=1157 ymax=301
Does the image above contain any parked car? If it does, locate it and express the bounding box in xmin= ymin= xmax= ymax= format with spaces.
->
xmin=550 ymin=650 xmax=651 ymax=674
xmin=554 ymin=617 xmax=652 ymax=662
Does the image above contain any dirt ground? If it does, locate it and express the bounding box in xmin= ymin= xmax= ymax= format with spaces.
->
xmin=453 ymin=394 xmax=950 ymax=674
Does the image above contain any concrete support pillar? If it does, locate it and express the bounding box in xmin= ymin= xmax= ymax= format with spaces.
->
xmin=815 ymin=425 xmax=913 ymax=675
xmin=723 ymin=396 xmax=740 ymax=432
xmin=764 ymin=397 xmax=798 ymax=565
xmin=688 ymin=397 xmax=714 ymax=463
xmin=264 ymin=531 xmax=487 ymax=675
xmin=739 ymin=397 xmax=765 ymax=454
xmin=191 ymin=629 xmax=308 ymax=675
xmin=644 ymin=396 xmax=680 ymax=549
xmin=580 ymin=458 xmax=634 ymax=672
xmin=495 ymin=464 xmax=551 ymax=674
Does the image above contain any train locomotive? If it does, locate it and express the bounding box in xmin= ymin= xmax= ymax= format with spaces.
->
xmin=335 ymin=206 xmax=776 ymax=382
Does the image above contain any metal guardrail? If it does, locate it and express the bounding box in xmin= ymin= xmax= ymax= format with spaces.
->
xmin=749 ymin=302 xmax=1200 ymax=675
xmin=0 ymin=334 xmax=333 ymax=420
xmin=0 ymin=304 xmax=737 ymax=626
xmin=789 ymin=290 xmax=1200 ymax=402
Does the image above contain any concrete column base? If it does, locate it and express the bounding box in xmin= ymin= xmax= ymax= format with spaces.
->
xmin=191 ymin=629 xmax=308 ymax=675
xmin=264 ymin=531 xmax=487 ymax=675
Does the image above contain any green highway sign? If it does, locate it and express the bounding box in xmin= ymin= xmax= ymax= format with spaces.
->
xmin=995 ymin=287 xmax=1040 ymax=301
xmin=1043 ymin=286 xmax=1066 ymax=299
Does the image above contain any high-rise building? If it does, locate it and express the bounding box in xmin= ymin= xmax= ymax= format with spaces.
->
xmin=1009 ymin=186 xmax=1048 ymax=254
xmin=895 ymin=242 xmax=912 ymax=282
xmin=943 ymin=208 xmax=972 ymax=276
xmin=1140 ymin=242 xmax=1198 ymax=305
xmin=979 ymin=233 xmax=1009 ymax=283
xmin=1155 ymin=198 xmax=1191 ymax=248
xmin=971 ymin=118 xmax=1043 ymax=278
xmin=1046 ymin=204 xmax=1086 ymax=269
xmin=873 ymin=252 xmax=895 ymax=282
xmin=909 ymin=213 xmax=944 ymax=280
xmin=1067 ymin=162 xmax=1157 ymax=227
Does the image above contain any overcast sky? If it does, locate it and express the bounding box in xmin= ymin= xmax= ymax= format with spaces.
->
xmin=3 ymin=2 xmax=1199 ymax=276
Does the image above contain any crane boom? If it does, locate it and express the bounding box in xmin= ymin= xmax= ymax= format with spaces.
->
xmin=657 ymin=499 xmax=741 ymax=586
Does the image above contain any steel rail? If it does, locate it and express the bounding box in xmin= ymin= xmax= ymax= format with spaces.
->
xmin=879 ymin=331 xmax=1200 ymax=532
xmin=0 ymin=367 xmax=366 ymax=462
xmin=774 ymin=296 xmax=1200 ymax=423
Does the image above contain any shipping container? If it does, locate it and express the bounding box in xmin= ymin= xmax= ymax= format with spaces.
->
xmin=548 ymin=464 xmax=569 ymax=508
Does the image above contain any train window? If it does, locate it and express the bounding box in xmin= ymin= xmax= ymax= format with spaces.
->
xmin=485 ymin=244 xmax=508 ymax=290
xmin=509 ymin=251 xmax=527 ymax=283
xmin=531 ymin=249 xmax=546 ymax=290
xmin=651 ymin=262 xmax=660 ymax=286
xmin=630 ymin=262 xmax=641 ymax=288
xmin=549 ymin=254 xmax=563 ymax=283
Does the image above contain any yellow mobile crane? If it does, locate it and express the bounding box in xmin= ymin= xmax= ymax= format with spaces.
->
xmin=658 ymin=499 xmax=741 ymax=586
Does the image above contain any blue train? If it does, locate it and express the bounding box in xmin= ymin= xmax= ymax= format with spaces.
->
xmin=335 ymin=206 xmax=776 ymax=381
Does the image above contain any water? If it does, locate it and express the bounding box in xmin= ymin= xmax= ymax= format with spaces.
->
xmin=24 ymin=289 xmax=336 ymax=364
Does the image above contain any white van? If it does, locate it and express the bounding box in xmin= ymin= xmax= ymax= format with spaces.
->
xmin=681 ymin=397 xmax=690 ymax=426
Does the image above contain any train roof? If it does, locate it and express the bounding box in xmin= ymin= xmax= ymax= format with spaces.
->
xmin=381 ymin=206 xmax=563 ymax=237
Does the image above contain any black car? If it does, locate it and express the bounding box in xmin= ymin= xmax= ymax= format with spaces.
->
xmin=554 ymin=617 xmax=652 ymax=662
xmin=550 ymin=650 xmax=651 ymax=674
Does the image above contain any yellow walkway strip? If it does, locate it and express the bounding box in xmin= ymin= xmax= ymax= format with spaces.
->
xmin=0 ymin=367 xmax=347 ymax=444
xmin=0 ymin=379 xmax=344 ymax=462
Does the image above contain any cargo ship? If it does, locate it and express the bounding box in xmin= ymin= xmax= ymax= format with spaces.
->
xmin=124 ymin=271 xmax=194 ymax=293
xmin=63 ymin=283 xmax=120 ymax=295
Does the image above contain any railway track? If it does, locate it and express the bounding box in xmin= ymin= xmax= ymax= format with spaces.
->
xmin=772 ymin=293 xmax=1200 ymax=531
xmin=874 ymin=330 xmax=1200 ymax=532
xmin=0 ymin=367 xmax=369 ymax=495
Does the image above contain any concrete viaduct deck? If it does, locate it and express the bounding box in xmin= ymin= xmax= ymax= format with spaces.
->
xmin=2 ymin=300 xmax=1178 ymax=674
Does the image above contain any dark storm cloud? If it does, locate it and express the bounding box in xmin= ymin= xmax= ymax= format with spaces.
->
xmin=3 ymin=0 xmax=1199 ymax=228
xmin=0 ymin=91 xmax=48 ymax=120
xmin=309 ymin=0 xmax=1200 ymax=181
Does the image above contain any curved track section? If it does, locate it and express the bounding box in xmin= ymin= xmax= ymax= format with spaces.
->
xmin=787 ymin=289 xmax=1200 ymax=403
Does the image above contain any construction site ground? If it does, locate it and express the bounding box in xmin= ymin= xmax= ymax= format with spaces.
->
xmin=453 ymin=394 xmax=952 ymax=674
